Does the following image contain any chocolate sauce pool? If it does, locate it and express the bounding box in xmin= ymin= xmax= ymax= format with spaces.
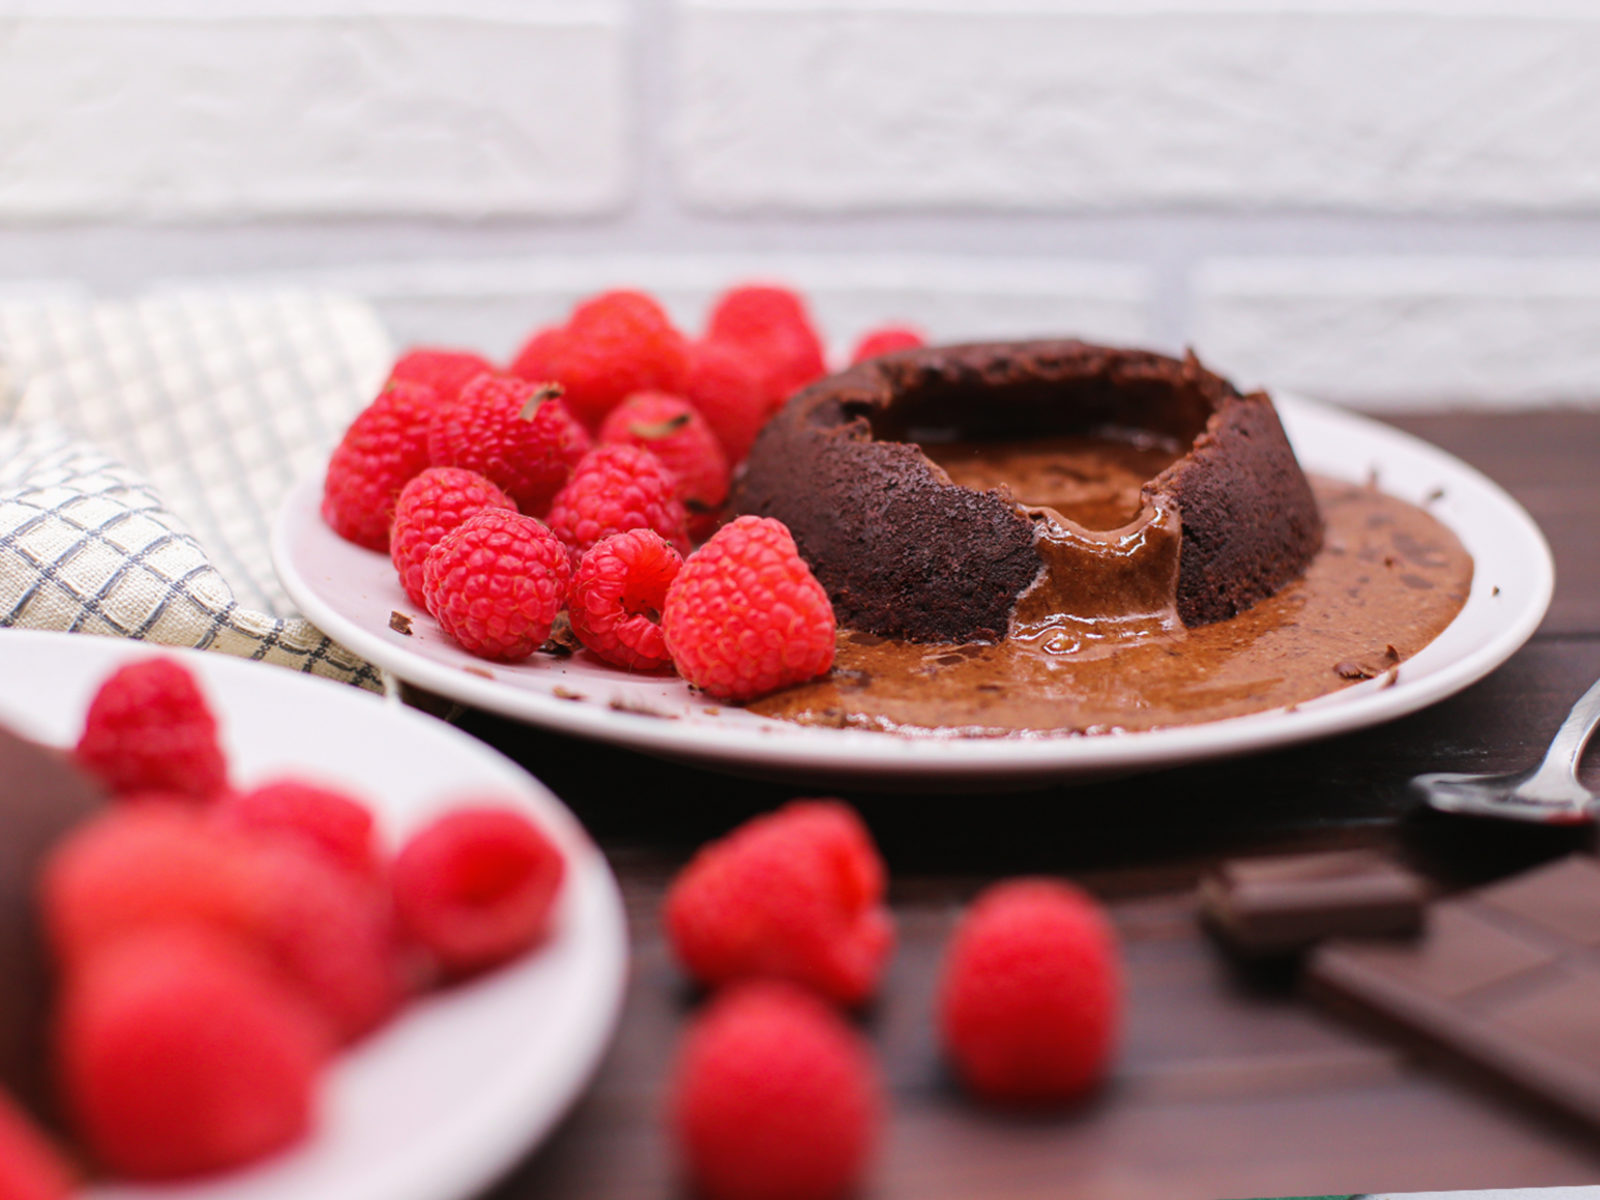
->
xmin=750 ymin=435 xmax=1472 ymax=737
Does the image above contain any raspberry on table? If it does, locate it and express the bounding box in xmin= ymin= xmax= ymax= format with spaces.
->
xmin=598 ymin=391 xmax=729 ymax=540
xmin=214 ymin=778 xmax=384 ymax=886
xmin=509 ymin=290 xmax=690 ymax=431
xmin=75 ymin=657 xmax=229 ymax=803
xmin=57 ymin=926 xmax=326 ymax=1180
xmin=663 ymin=800 xmax=893 ymax=1006
xmin=660 ymin=516 xmax=836 ymax=702
xmin=422 ymin=510 xmax=572 ymax=662
xmin=684 ymin=338 xmax=772 ymax=466
xmin=321 ymin=380 xmax=437 ymax=550
xmin=425 ymin=375 xmax=589 ymax=517
xmin=391 ymin=807 xmax=566 ymax=979
xmin=849 ymin=325 xmax=925 ymax=364
xmin=44 ymin=804 xmax=402 ymax=1045
xmin=387 ymin=347 xmax=498 ymax=406
xmin=568 ymin=529 xmax=683 ymax=671
xmin=670 ymin=982 xmax=881 ymax=1200
xmin=390 ymin=466 xmax=517 ymax=610
xmin=545 ymin=444 xmax=690 ymax=567
xmin=937 ymin=878 xmax=1121 ymax=1106
xmin=0 ymin=1087 xmax=76 ymax=1200
xmin=705 ymin=284 xmax=827 ymax=412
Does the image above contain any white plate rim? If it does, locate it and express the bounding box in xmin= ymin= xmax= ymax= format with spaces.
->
xmin=272 ymin=393 xmax=1554 ymax=784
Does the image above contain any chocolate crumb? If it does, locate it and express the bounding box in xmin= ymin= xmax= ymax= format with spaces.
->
xmin=552 ymin=686 xmax=585 ymax=701
xmin=1334 ymin=660 xmax=1381 ymax=681
xmin=1424 ymin=486 xmax=1446 ymax=504
xmin=541 ymin=612 xmax=581 ymax=658
xmin=1492 ymin=585 xmax=1501 ymax=597
xmin=702 ymin=707 xmax=721 ymax=716
xmin=463 ymin=665 xmax=494 ymax=680
xmin=1381 ymin=666 xmax=1400 ymax=689
xmin=608 ymin=698 xmax=678 ymax=720
xmin=1385 ymin=644 xmax=1400 ymax=662
xmin=389 ymin=611 xmax=414 ymax=635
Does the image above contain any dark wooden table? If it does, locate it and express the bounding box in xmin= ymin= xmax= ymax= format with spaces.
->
xmin=466 ymin=411 xmax=1600 ymax=1199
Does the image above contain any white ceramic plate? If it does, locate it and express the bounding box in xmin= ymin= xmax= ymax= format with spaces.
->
xmin=272 ymin=394 xmax=1553 ymax=787
xmin=0 ymin=630 xmax=627 ymax=1200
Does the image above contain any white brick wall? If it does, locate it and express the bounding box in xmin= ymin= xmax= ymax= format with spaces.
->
xmin=1 ymin=0 xmax=1599 ymax=408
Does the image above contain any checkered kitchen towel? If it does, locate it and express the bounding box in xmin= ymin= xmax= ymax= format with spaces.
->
xmin=0 ymin=289 xmax=392 ymax=687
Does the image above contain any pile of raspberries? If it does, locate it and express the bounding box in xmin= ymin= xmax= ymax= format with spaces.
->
xmin=321 ymin=284 xmax=925 ymax=703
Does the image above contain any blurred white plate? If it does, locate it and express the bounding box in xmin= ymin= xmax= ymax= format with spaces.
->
xmin=0 ymin=630 xmax=627 ymax=1200
xmin=272 ymin=394 xmax=1552 ymax=787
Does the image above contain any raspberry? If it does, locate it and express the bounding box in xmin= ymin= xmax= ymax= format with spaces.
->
xmin=849 ymin=325 xmax=925 ymax=364
xmin=44 ymin=805 xmax=401 ymax=1044
xmin=58 ymin=926 xmax=326 ymax=1180
xmin=391 ymin=807 xmax=566 ymax=978
xmin=598 ymin=391 xmax=729 ymax=539
xmin=510 ymin=291 xmax=690 ymax=430
xmin=388 ymin=347 xmax=497 ymax=406
xmin=75 ymin=657 xmax=228 ymax=803
xmin=685 ymin=338 xmax=771 ymax=466
xmin=390 ymin=467 xmax=517 ymax=609
xmin=322 ymin=380 xmax=436 ymax=550
xmin=545 ymin=444 xmax=690 ymax=567
xmin=705 ymin=285 xmax=827 ymax=411
xmin=0 ymin=1088 xmax=76 ymax=1200
xmin=937 ymin=879 xmax=1120 ymax=1106
xmin=426 ymin=375 xmax=589 ymax=516
xmin=664 ymin=800 xmax=892 ymax=1005
xmin=422 ymin=510 xmax=571 ymax=662
xmin=661 ymin=516 xmax=836 ymax=702
xmin=215 ymin=779 xmax=383 ymax=885
xmin=670 ymin=982 xmax=881 ymax=1200
xmin=568 ymin=530 xmax=683 ymax=671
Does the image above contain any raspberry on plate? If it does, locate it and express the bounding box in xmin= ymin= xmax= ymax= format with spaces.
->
xmin=422 ymin=510 xmax=572 ymax=662
xmin=705 ymin=285 xmax=827 ymax=411
xmin=660 ymin=516 xmax=835 ymax=702
xmin=568 ymin=529 xmax=683 ymax=671
xmin=390 ymin=466 xmax=517 ymax=610
xmin=670 ymin=982 xmax=881 ymax=1200
xmin=0 ymin=1087 xmax=76 ymax=1200
xmin=663 ymin=800 xmax=893 ymax=1006
xmin=545 ymin=444 xmax=690 ymax=567
xmin=215 ymin=778 xmax=383 ymax=886
xmin=849 ymin=325 xmax=925 ymax=364
xmin=426 ymin=375 xmax=589 ymax=516
xmin=510 ymin=290 xmax=690 ymax=431
xmin=937 ymin=878 xmax=1121 ymax=1106
xmin=58 ymin=926 xmax=327 ymax=1180
xmin=598 ymin=391 xmax=729 ymax=539
xmin=322 ymin=380 xmax=437 ymax=551
xmin=388 ymin=347 xmax=497 ymax=406
xmin=684 ymin=337 xmax=772 ymax=466
xmin=391 ymin=807 xmax=566 ymax=979
xmin=75 ymin=657 xmax=228 ymax=803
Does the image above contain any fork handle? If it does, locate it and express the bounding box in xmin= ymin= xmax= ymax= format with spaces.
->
xmin=1526 ymin=675 xmax=1600 ymax=794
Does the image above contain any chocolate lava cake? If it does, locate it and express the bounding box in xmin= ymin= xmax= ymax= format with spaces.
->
xmin=733 ymin=340 xmax=1323 ymax=643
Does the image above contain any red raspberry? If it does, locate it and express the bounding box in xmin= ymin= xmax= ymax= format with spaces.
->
xmin=215 ymin=778 xmax=383 ymax=886
xmin=937 ymin=879 xmax=1120 ymax=1106
xmin=76 ymin=657 xmax=228 ymax=803
xmin=422 ymin=510 xmax=571 ymax=662
xmin=426 ymin=375 xmax=589 ymax=516
xmin=568 ymin=530 xmax=683 ymax=671
xmin=599 ymin=392 xmax=729 ymax=539
xmin=390 ymin=467 xmax=517 ymax=609
xmin=58 ymin=926 xmax=326 ymax=1180
xmin=391 ymin=807 xmax=566 ymax=979
xmin=849 ymin=325 xmax=925 ymax=364
xmin=664 ymin=800 xmax=892 ymax=1005
xmin=322 ymin=380 xmax=436 ymax=550
xmin=388 ymin=347 xmax=497 ymax=406
xmin=44 ymin=805 xmax=401 ymax=1044
xmin=685 ymin=338 xmax=771 ymax=466
xmin=510 ymin=291 xmax=690 ymax=430
xmin=0 ymin=1089 xmax=76 ymax=1200
xmin=705 ymin=285 xmax=827 ymax=411
xmin=545 ymin=444 xmax=690 ymax=567
xmin=670 ymin=982 xmax=881 ymax=1200
xmin=661 ymin=516 xmax=836 ymax=702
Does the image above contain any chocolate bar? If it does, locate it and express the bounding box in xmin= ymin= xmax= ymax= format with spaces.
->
xmin=1199 ymin=849 xmax=1428 ymax=954
xmin=1308 ymin=854 xmax=1600 ymax=1130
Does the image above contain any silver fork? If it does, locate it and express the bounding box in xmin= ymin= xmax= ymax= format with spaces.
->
xmin=1411 ymin=675 xmax=1600 ymax=824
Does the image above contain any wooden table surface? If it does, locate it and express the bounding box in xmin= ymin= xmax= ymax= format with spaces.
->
xmin=464 ymin=410 xmax=1600 ymax=1200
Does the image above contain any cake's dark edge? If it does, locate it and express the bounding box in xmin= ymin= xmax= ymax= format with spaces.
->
xmin=732 ymin=339 xmax=1324 ymax=642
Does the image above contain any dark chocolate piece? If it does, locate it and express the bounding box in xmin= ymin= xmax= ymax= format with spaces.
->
xmin=1200 ymin=849 xmax=1427 ymax=954
xmin=1308 ymin=855 xmax=1600 ymax=1130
